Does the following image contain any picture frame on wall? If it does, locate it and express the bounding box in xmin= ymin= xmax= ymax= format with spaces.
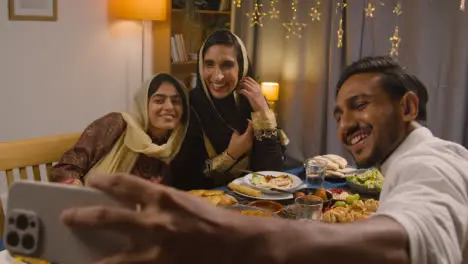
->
xmin=8 ymin=0 xmax=57 ymax=21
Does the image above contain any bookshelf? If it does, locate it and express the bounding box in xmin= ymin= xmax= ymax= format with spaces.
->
xmin=152 ymin=0 xmax=234 ymax=89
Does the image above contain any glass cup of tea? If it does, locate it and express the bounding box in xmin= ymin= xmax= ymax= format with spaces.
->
xmin=304 ymin=158 xmax=327 ymax=188
xmin=295 ymin=195 xmax=323 ymax=221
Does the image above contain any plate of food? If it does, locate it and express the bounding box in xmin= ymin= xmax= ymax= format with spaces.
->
xmin=247 ymin=200 xmax=284 ymax=214
xmin=228 ymin=178 xmax=294 ymax=200
xmin=224 ymin=204 xmax=276 ymax=217
xmin=345 ymin=168 xmax=384 ymax=195
xmin=306 ymin=154 xmax=355 ymax=181
xmin=243 ymin=171 xmax=302 ymax=194
xmin=187 ymin=189 xmax=237 ymax=206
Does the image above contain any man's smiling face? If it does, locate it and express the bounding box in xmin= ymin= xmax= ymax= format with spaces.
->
xmin=334 ymin=73 xmax=406 ymax=168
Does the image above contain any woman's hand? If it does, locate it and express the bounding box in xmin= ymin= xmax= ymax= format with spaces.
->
xmin=226 ymin=120 xmax=254 ymax=159
xmin=238 ymin=77 xmax=269 ymax=112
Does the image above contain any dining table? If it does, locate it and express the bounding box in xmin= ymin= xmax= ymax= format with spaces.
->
xmin=216 ymin=166 xmax=349 ymax=191
xmin=214 ymin=166 xmax=354 ymax=219
xmin=0 ymin=166 xmax=361 ymax=262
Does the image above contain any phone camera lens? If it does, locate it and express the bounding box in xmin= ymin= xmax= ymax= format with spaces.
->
xmin=16 ymin=214 xmax=29 ymax=230
xmin=22 ymin=234 xmax=36 ymax=250
xmin=8 ymin=217 xmax=14 ymax=225
xmin=30 ymin=221 xmax=36 ymax=228
xmin=6 ymin=231 xmax=20 ymax=247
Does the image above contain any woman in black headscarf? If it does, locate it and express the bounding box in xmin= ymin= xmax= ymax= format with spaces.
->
xmin=171 ymin=30 xmax=288 ymax=190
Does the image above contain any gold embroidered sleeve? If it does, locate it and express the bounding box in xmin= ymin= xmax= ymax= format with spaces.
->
xmin=204 ymin=151 xmax=237 ymax=174
xmin=251 ymin=109 xmax=278 ymax=141
xmin=252 ymin=109 xmax=277 ymax=130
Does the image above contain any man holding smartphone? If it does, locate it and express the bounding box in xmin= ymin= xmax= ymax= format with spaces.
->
xmin=61 ymin=56 xmax=468 ymax=264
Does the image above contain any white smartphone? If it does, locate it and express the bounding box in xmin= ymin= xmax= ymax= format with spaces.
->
xmin=3 ymin=181 xmax=133 ymax=264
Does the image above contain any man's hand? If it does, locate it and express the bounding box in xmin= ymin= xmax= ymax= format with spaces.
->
xmin=60 ymin=173 xmax=410 ymax=264
xmin=60 ymin=173 xmax=277 ymax=264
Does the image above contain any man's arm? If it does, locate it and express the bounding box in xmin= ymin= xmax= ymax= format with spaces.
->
xmin=246 ymin=216 xmax=409 ymax=264
xmin=60 ymin=173 xmax=410 ymax=264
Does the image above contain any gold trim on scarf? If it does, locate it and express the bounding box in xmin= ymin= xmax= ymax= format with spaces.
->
xmin=84 ymin=73 xmax=189 ymax=181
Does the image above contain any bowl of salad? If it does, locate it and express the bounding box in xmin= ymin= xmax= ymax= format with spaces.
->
xmin=345 ymin=168 xmax=383 ymax=195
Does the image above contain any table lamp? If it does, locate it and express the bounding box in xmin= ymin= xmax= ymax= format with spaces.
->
xmin=109 ymin=0 xmax=168 ymax=82
xmin=261 ymin=82 xmax=280 ymax=112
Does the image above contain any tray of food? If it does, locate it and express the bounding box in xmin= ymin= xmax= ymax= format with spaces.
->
xmin=322 ymin=198 xmax=379 ymax=223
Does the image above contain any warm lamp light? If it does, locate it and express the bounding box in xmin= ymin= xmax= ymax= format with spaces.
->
xmin=261 ymin=82 xmax=280 ymax=101
xmin=109 ymin=0 xmax=167 ymax=21
xmin=108 ymin=0 xmax=168 ymax=87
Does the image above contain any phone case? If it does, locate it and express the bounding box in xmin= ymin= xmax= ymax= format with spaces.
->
xmin=4 ymin=181 xmax=131 ymax=264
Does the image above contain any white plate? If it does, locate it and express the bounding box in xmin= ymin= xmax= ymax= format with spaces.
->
xmin=230 ymin=178 xmax=295 ymax=200
xmin=243 ymin=171 xmax=303 ymax=194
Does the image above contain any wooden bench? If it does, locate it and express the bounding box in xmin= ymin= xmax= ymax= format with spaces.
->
xmin=0 ymin=133 xmax=81 ymax=237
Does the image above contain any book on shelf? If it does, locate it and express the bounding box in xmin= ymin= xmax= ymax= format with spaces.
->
xmin=170 ymin=34 xmax=190 ymax=63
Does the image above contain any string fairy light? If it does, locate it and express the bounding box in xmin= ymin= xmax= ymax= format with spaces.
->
xmin=233 ymin=0 xmax=242 ymax=8
xmin=282 ymin=0 xmax=307 ymax=39
xmin=389 ymin=0 xmax=402 ymax=57
xmin=365 ymin=0 xmax=385 ymax=18
xmin=336 ymin=1 xmax=348 ymax=48
xmin=365 ymin=1 xmax=376 ymax=17
xmin=246 ymin=2 xmax=267 ymax=27
xmin=268 ymin=0 xmax=280 ymax=19
xmin=309 ymin=0 xmax=321 ymax=22
xmin=461 ymin=0 xmax=466 ymax=11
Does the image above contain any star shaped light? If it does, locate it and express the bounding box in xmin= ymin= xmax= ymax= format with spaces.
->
xmin=283 ymin=16 xmax=307 ymax=39
xmin=269 ymin=3 xmax=280 ymax=19
xmin=337 ymin=18 xmax=344 ymax=47
xmin=233 ymin=0 xmax=242 ymax=8
xmin=309 ymin=7 xmax=321 ymax=21
xmin=309 ymin=1 xmax=321 ymax=22
xmin=393 ymin=1 xmax=403 ymax=15
xmin=365 ymin=2 xmax=376 ymax=17
xmin=389 ymin=26 xmax=401 ymax=57
xmin=246 ymin=3 xmax=267 ymax=27
xmin=268 ymin=0 xmax=280 ymax=19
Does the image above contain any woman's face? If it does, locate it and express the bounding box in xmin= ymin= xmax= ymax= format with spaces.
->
xmin=202 ymin=44 xmax=239 ymax=99
xmin=147 ymin=82 xmax=184 ymax=137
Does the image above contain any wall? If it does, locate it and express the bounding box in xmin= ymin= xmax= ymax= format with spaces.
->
xmin=0 ymin=0 xmax=154 ymax=195
xmin=0 ymin=0 xmax=154 ymax=142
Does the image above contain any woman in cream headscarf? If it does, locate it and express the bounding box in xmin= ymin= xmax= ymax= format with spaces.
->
xmin=171 ymin=30 xmax=288 ymax=190
xmin=50 ymin=73 xmax=189 ymax=186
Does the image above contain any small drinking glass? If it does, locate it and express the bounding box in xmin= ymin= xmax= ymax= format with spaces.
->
xmin=304 ymin=158 xmax=327 ymax=188
xmin=295 ymin=195 xmax=323 ymax=221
